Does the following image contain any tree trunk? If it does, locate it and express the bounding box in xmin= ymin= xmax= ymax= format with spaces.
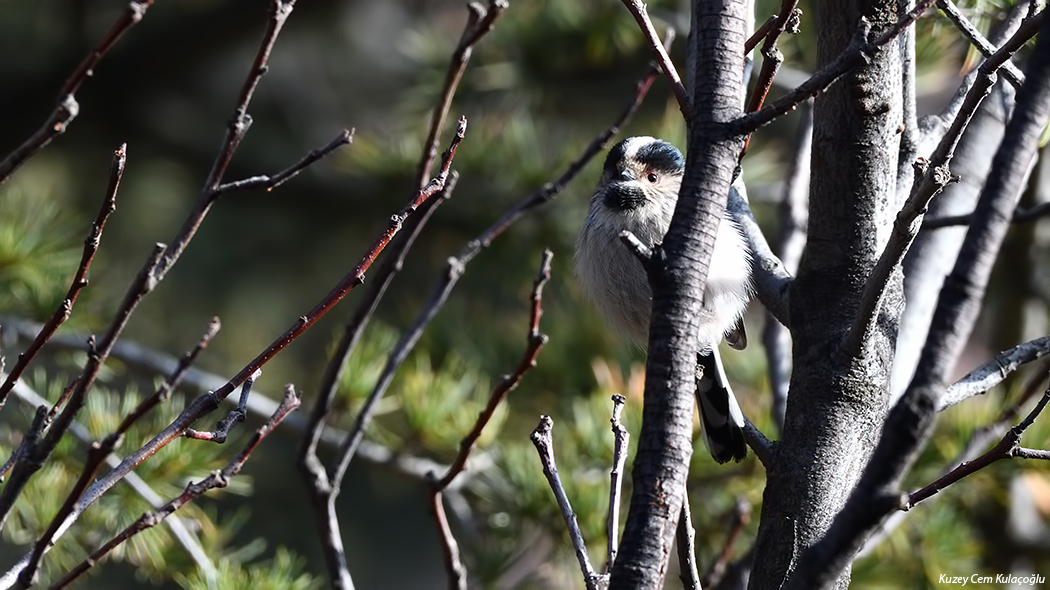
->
xmin=749 ymin=0 xmax=904 ymax=587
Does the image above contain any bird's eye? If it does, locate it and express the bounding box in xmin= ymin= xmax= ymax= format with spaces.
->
xmin=646 ymin=172 xmax=658 ymax=183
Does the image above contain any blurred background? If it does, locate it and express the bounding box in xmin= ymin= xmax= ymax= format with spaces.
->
xmin=1 ymin=0 xmax=1048 ymax=587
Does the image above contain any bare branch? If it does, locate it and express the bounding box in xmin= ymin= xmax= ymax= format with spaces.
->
xmin=619 ymin=0 xmax=691 ymax=119
xmin=940 ymin=335 xmax=1050 ymax=410
xmin=922 ymin=199 xmax=1050 ymax=229
xmin=212 ymin=129 xmax=354 ymax=195
xmin=606 ymin=394 xmax=630 ymax=571
xmin=905 ymin=384 xmax=1050 ymax=509
xmin=739 ymin=1 xmax=802 ymax=160
xmin=427 ymin=250 xmax=553 ymax=590
xmin=183 ymin=370 xmax=259 ymax=443
xmin=0 ymin=145 xmax=125 ymax=408
xmin=618 ymin=231 xmax=654 ymax=266
xmin=0 ymin=3 xmax=151 ymax=185
xmin=937 ymin=0 xmax=1024 ymax=89
xmin=50 ymin=386 xmax=301 ymax=590
xmin=531 ymin=416 xmax=604 ymax=590
xmin=731 ymin=0 xmax=937 ymax=136
xmin=3 ymin=378 xmax=215 ymax=581
xmin=675 ymin=494 xmax=701 ymax=590
xmin=417 ymin=0 xmax=507 ymax=186
xmin=742 ymin=416 xmax=775 ymax=469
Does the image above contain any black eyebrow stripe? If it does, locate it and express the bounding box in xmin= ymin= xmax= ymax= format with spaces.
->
xmin=635 ymin=141 xmax=684 ymax=174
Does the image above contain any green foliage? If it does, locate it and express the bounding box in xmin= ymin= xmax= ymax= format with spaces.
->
xmin=175 ymin=547 xmax=322 ymax=590
xmin=0 ymin=157 xmax=82 ymax=320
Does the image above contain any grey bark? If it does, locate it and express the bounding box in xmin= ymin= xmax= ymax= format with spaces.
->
xmin=783 ymin=13 xmax=1050 ymax=589
xmin=608 ymin=0 xmax=749 ymax=586
xmin=749 ymin=0 xmax=905 ymax=587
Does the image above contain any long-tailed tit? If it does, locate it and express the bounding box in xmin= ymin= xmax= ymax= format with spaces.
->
xmin=575 ymin=136 xmax=753 ymax=463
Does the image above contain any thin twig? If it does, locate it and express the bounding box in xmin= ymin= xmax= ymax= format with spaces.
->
xmin=740 ymin=1 xmax=802 ymax=161
xmin=113 ymin=317 xmax=221 ymax=437
xmin=0 ymin=145 xmax=125 ymax=408
xmin=531 ymin=416 xmax=604 ymax=590
xmin=847 ymin=9 xmax=1045 ymax=357
xmin=50 ymin=386 xmax=301 ymax=590
xmin=606 ymin=394 xmax=629 ymax=572
xmin=154 ymin=0 xmax=297 ymax=283
xmin=416 ymin=0 xmax=507 ymax=186
xmin=0 ymin=3 xmax=151 ymax=185
xmin=937 ymin=0 xmax=1024 ymax=89
xmin=183 ymin=369 xmax=259 ymax=442
xmin=427 ymin=250 xmax=552 ymax=590
xmin=15 ymin=434 xmax=124 ymax=589
xmin=904 ymin=384 xmax=1050 ymax=509
xmin=0 ymin=316 xmax=454 ymax=483
xmin=0 ymin=121 xmax=466 ymax=589
xmin=619 ymin=0 xmax=691 ymax=119
xmin=940 ymin=334 xmax=1050 ymax=410
xmin=731 ymin=0 xmax=938 ymax=136
xmin=329 ymin=58 xmax=662 ymax=478
xmin=923 ymin=199 xmax=1050 ymax=229
xmin=675 ymin=493 xmax=701 ymax=590
xmin=212 ymin=129 xmax=354 ymax=195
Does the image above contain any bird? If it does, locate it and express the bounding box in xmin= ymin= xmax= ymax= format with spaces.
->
xmin=574 ymin=136 xmax=753 ymax=463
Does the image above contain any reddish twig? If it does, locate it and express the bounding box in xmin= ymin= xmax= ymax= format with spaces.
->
xmin=0 ymin=145 xmax=125 ymax=408
xmin=739 ymin=1 xmax=802 ymax=161
xmin=904 ymin=383 xmax=1050 ymax=509
xmin=0 ymin=3 xmax=152 ymax=185
xmin=745 ymin=16 xmax=777 ymax=54
xmin=15 ymin=433 xmax=125 ymax=589
xmin=183 ymin=369 xmax=259 ymax=443
xmin=298 ymin=12 xmax=505 ymax=566
xmin=619 ymin=0 xmax=690 ymax=119
xmin=606 ymin=394 xmax=630 ymax=572
xmin=0 ymin=120 xmax=466 ymax=588
xmin=531 ymin=416 xmax=604 ymax=590
xmin=731 ymin=0 xmax=938 ymax=136
xmin=50 ymin=386 xmax=301 ymax=590
xmin=427 ymin=250 xmax=552 ymax=589
xmin=113 ymin=317 xmax=221 ymax=437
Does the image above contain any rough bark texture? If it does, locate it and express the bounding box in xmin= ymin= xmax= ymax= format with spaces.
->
xmin=608 ymin=1 xmax=748 ymax=587
xmin=749 ymin=1 xmax=904 ymax=588
xmin=783 ymin=14 xmax=1050 ymax=589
